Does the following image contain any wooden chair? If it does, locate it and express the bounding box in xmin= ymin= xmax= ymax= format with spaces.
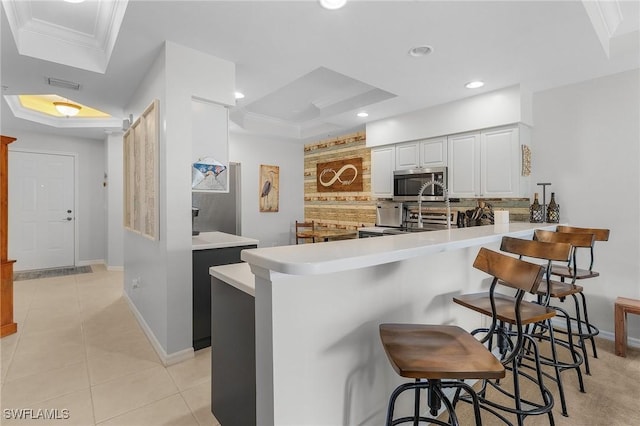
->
xmin=534 ymin=229 xmax=601 ymax=374
xmin=452 ymin=247 xmax=554 ymax=425
xmin=499 ymin=236 xmax=583 ymax=417
xmin=295 ymin=220 xmax=315 ymax=244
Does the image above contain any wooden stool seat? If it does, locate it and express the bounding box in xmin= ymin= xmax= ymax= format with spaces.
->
xmin=380 ymin=324 xmax=505 ymax=380
xmin=537 ymin=279 xmax=584 ymax=299
xmin=550 ymin=264 xmax=599 ymax=280
xmin=614 ymin=297 xmax=640 ymax=357
xmin=453 ymin=292 xmax=556 ymax=325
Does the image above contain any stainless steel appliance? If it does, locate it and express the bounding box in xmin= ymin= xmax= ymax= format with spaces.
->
xmin=376 ymin=201 xmax=403 ymax=227
xmin=192 ymin=162 xmax=241 ymax=235
xmin=393 ymin=167 xmax=448 ymax=202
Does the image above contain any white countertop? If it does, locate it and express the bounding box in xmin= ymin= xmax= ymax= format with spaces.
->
xmin=192 ymin=231 xmax=259 ymax=250
xmin=209 ymin=262 xmax=255 ymax=297
xmin=241 ymin=223 xmax=556 ymax=276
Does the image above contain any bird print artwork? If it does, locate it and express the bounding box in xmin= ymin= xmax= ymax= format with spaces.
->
xmin=259 ymin=165 xmax=279 ymax=212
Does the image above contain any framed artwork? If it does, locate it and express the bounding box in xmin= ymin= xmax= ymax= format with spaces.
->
xmin=123 ymin=99 xmax=159 ymax=240
xmin=259 ymin=164 xmax=279 ymax=212
xmin=316 ymin=157 xmax=363 ymax=192
xmin=192 ymin=157 xmax=227 ymax=191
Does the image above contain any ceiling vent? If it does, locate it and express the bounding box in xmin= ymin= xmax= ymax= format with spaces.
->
xmin=46 ymin=77 xmax=81 ymax=91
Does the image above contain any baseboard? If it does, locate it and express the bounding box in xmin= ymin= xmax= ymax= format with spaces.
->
xmin=124 ymin=292 xmax=195 ymax=366
xmin=107 ymin=265 xmax=124 ymax=271
xmin=550 ymin=318 xmax=640 ymax=349
xmin=77 ymin=259 xmax=104 ymax=267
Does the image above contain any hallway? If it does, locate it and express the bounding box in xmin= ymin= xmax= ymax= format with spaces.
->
xmin=0 ymin=265 xmax=217 ymax=425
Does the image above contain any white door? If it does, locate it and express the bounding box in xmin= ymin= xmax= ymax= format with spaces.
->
xmin=8 ymin=151 xmax=75 ymax=271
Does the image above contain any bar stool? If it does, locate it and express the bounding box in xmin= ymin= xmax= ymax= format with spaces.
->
xmin=379 ymin=248 xmax=544 ymax=425
xmin=499 ymin=236 xmax=584 ymax=417
xmin=534 ymin=229 xmax=601 ymax=375
xmin=452 ymin=246 xmax=554 ymax=426
xmin=553 ymin=226 xmax=610 ymax=358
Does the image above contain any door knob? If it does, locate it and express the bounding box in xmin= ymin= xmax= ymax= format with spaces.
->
xmin=67 ymin=210 xmax=72 ymax=213
xmin=65 ymin=217 xmax=72 ymax=221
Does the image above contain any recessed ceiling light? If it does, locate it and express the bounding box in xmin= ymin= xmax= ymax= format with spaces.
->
xmin=408 ymin=45 xmax=433 ymax=57
xmin=64 ymin=0 xmax=86 ymax=3
xmin=319 ymin=0 xmax=347 ymax=10
xmin=234 ymin=92 xmax=245 ymax=100
xmin=357 ymin=112 xmax=368 ymax=118
xmin=465 ymin=81 xmax=485 ymax=89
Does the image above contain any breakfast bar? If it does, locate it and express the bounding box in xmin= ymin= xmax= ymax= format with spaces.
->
xmin=232 ymin=223 xmax=555 ymax=426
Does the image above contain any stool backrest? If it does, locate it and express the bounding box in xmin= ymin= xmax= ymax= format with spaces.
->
xmin=500 ymin=236 xmax=571 ymax=262
xmin=533 ymin=229 xmax=594 ymax=248
xmin=473 ymin=247 xmax=545 ymax=294
xmin=556 ymin=225 xmax=610 ymax=242
xmin=534 ymin=229 xmax=598 ymax=273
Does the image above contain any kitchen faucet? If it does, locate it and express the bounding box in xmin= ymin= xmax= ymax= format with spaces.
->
xmin=417 ymin=180 xmax=451 ymax=230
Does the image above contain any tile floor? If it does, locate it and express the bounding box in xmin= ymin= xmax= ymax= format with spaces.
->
xmin=0 ymin=265 xmax=219 ymax=426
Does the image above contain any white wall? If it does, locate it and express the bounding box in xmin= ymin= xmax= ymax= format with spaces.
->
xmin=229 ymin=132 xmax=304 ymax=247
xmin=105 ymin=132 xmax=123 ymax=269
xmin=366 ymin=85 xmax=533 ymax=147
xmin=123 ymin=41 xmax=235 ymax=360
xmin=532 ymin=68 xmax=640 ymax=339
xmin=6 ymin=128 xmax=106 ymax=265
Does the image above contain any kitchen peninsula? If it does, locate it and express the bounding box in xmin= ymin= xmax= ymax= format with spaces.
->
xmin=223 ymin=223 xmax=555 ymax=426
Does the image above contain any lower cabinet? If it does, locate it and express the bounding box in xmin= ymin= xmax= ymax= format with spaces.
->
xmin=211 ymin=275 xmax=256 ymax=426
xmin=192 ymin=245 xmax=257 ymax=350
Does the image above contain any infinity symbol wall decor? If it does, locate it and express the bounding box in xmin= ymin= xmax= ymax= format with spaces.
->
xmin=315 ymin=158 xmax=363 ymax=192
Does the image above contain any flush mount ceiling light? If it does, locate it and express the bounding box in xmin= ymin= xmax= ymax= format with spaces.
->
xmin=357 ymin=112 xmax=369 ymax=118
xmin=408 ymin=45 xmax=433 ymax=57
xmin=54 ymin=101 xmax=82 ymax=117
xmin=234 ymin=91 xmax=245 ymax=100
xmin=319 ymin=0 xmax=347 ymax=10
xmin=465 ymin=81 xmax=485 ymax=89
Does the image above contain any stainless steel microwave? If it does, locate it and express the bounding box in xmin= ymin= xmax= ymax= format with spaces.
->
xmin=393 ymin=167 xmax=448 ymax=202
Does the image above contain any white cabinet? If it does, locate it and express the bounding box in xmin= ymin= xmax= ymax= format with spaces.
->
xmin=481 ymin=127 xmax=521 ymax=197
xmin=395 ymin=137 xmax=447 ymax=170
xmin=447 ymin=132 xmax=480 ymax=198
xmin=371 ymin=146 xmax=395 ymax=198
xmin=448 ymin=125 xmax=527 ymax=198
xmin=420 ymin=137 xmax=447 ymax=168
xmin=395 ymin=141 xmax=419 ymax=170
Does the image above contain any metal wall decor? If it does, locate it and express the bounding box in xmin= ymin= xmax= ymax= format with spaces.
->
xmin=521 ymin=145 xmax=531 ymax=176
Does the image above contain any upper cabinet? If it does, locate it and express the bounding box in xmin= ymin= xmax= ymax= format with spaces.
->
xmin=447 ymin=132 xmax=480 ymax=197
xmin=395 ymin=137 xmax=447 ymax=170
xmin=395 ymin=141 xmax=419 ymax=170
xmin=371 ymin=146 xmax=395 ymax=198
xmin=420 ymin=137 xmax=447 ymax=168
xmin=447 ymin=125 xmax=529 ymax=198
xmin=370 ymin=124 xmax=529 ymax=200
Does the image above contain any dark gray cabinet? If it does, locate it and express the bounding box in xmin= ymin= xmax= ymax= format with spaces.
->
xmin=192 ymin=245 xmax=256 ymax=350
xmin=211 ymin=275 xmax=256 ymax=426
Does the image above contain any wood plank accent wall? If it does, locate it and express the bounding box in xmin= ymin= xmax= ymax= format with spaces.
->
xmin=304 ymin=132 xmax=376 ymax=230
